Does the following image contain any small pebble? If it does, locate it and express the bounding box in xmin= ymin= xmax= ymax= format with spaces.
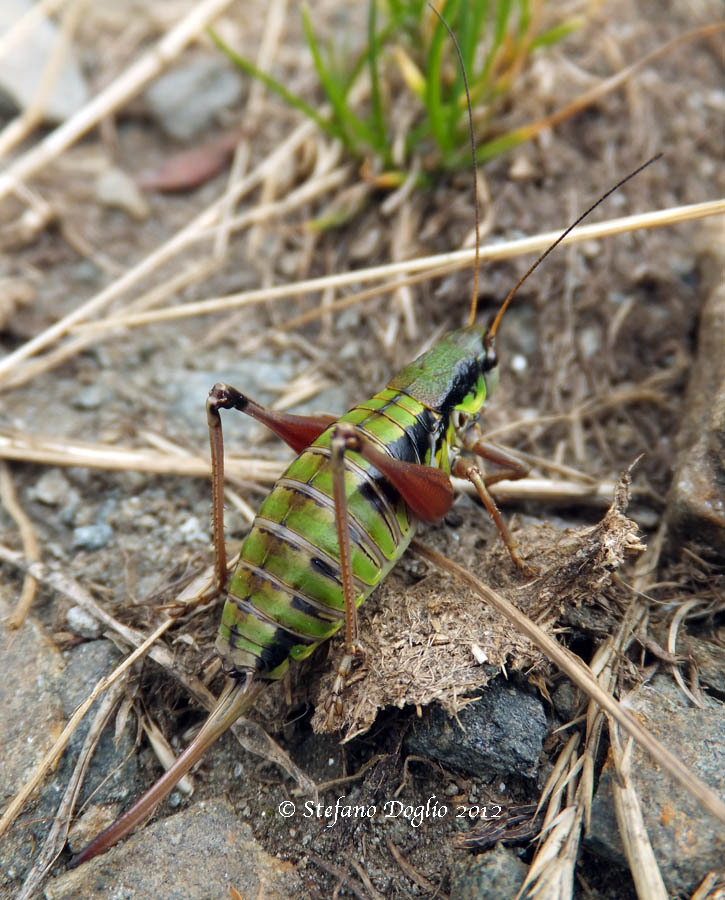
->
xmin=72 ymin=260 xmax=100 ymax=284
xmin=30 ymin=469 xmax=71 ymax=506
xmin=73 ymin=523 xmax=113 ymax=551
xmin=179 ymin=516 xmax=208 ymax=544
xmin=95 ymin=167 xmax=150 ymax=220
xmin=71 ymin=384 xmax=106 ymax=410
xmin=144 ymin=57 xmax=243 ymax=140
xmin=579 ymin=326 xmax=601 ymax=359
xmin=511 ymin=353 xmax=527 ymax=372
xmin=66 ymin=605 xmax=101 ymax=639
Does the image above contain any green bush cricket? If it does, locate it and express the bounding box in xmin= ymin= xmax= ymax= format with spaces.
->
xmin=71 ymin=14 xmax=660 ymax=866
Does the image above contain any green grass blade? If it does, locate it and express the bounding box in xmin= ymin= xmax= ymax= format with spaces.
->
xmin=425 ymin=0 xmax=462 ymax=161
xmin=517 ymin=0 xmax=532 ymax=40
xmin=302 ymin=5 xmax=375 ymax=151
xmin=207 ymin=28 xmax=339 ymax=142
xmin=341 ymin=18 xmax=397 ymax=101
xmin=478 ymin=0 xmax=513 ymax=84
xmin=531 ymin=18 xmax=581 ymax=50
xmin=477 ymin=124 xmax=531 ymax=161
xmin=460 ymin=0 xmax=488 ymax=78
xmin=367 ymin=1 xmax=389 ymax=163
xmin=494 ymin=0 xmax=515 ymax=46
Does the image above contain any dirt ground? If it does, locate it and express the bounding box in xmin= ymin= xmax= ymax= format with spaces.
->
xmin=1 ymin=1 xmax=723 ymax=898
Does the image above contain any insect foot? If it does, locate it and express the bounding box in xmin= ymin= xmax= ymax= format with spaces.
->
xmin=323 ymin=641 xmax=366 ymax=730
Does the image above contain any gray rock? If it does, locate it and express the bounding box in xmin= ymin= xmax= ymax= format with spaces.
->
xmin=405 ymin=681 xmax=547 ymax=778
xmin=65 ymin=605 xmax=102 ymax=639
xmin=450 ymin=843 xmax=528 ymax=900
xmin=46 ymin=798 xmax=303 ymax=899
xmin=0 ymin=598 xmax=64 ymax=801
xmin=30 ymin=468 xmax=73 ymax=506
xmin=71 ymin=383 xmax=107 ymax=410
xmin=72 ymin=522 xmax=113 ymax=550
xmin=56 ymin=640 xmax=137 ymax=806
xmin=551 ymin=680 xmax=580 ymax=722
xmin=586 ymin=676 xmax=725 ymax=896
xmin=0 ymin=597 xmax=64 ymax=897
xmin=0 ymin=0 xmax=89 ymax=123
xmin=144 ymin=56 xmax=243 ymax=140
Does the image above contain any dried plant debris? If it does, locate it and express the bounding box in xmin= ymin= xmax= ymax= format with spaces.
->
xmin=312 ymin=472 xmax=644 ymax=739
xmin=666 ymin=218 xmax=725 ymax=557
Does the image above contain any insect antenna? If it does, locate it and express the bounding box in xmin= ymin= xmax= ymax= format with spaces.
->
xmin=487 ymin=152 xmax=663 ymax=340
xmin=428 ymin=5 xmax=661 ymax=339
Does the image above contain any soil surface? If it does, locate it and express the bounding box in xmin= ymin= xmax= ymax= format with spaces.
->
xmin=1 ymin=2 xmax=723 ymax=898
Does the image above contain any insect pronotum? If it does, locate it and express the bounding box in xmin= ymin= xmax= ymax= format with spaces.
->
xmin=71 ymin=14 xmax=660 ymax=866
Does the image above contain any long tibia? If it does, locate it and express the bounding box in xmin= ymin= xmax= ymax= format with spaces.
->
xmin=71 ymin=676 xmax=264 ymax=866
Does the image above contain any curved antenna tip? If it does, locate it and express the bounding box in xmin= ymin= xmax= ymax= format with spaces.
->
xmin=488 ymin=152 xmax=663 ymax=339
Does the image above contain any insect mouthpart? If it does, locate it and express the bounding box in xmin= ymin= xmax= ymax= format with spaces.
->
xmin=451 ymin=409 xmax=470 ymax=431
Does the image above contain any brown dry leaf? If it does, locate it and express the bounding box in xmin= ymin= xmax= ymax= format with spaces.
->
xmin=136 ymin=130 xmax=242 ymax=193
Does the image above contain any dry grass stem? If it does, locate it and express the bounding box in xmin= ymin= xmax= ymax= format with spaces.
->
xmin=607 ymin=720 xmax=669 ymax=900
xmin=691 ymin=873 xmax=725 ymax=900
xmin=667 ymin=598 xmax=707 ymax=708
xmin=0 ymin=460 xmax=40 ymax=627
xmin=0 ymin=427 xmax=633 ymax=513
xmin=454 ymin=476 xmax=635 ymax=506
xmin=520 ymin=23 xmax=725 ymax=149
xmin=64 ymin=201 xmax=725 ymax=336
xmin=0 ymin=429 xmax=282 ymax=483
xmin=385 ymin=839 xmax=448 ymax=900
xmin=0 ymin=617 xmax=172 ymax=841
xmin=411 ymin=542 xmax=725 ymax=825
xmin=305 ymin=851 xmax=367 ymax=900
xmin=246 ymin=0 xmax=288 ymax=115
xmin=229 ymin=717 xmax=318 ymax=798
xmin=141 ymin=716 xmax=194 ymax=797
xmin=522 ymin=522 xmax=670 ymax=896
xmin=348 ymin=857 xmax=387 ymax=900
xmin=0 ymin=150 xmax=340 ymax=393
xmin=16 ymin=674 xmax=130 ymax=900
xmin=139 ymin=431 xmax=257 ymax=522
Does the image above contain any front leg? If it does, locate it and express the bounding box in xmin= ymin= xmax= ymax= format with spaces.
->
xmin=454 ymin=424 xmax=536 ymax=576
xmin=460 ymin=424 xmax=530 ymax=487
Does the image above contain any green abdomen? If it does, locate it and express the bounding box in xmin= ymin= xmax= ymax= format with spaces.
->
xmin=216 ymin=388 xmax=440 ymax=678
